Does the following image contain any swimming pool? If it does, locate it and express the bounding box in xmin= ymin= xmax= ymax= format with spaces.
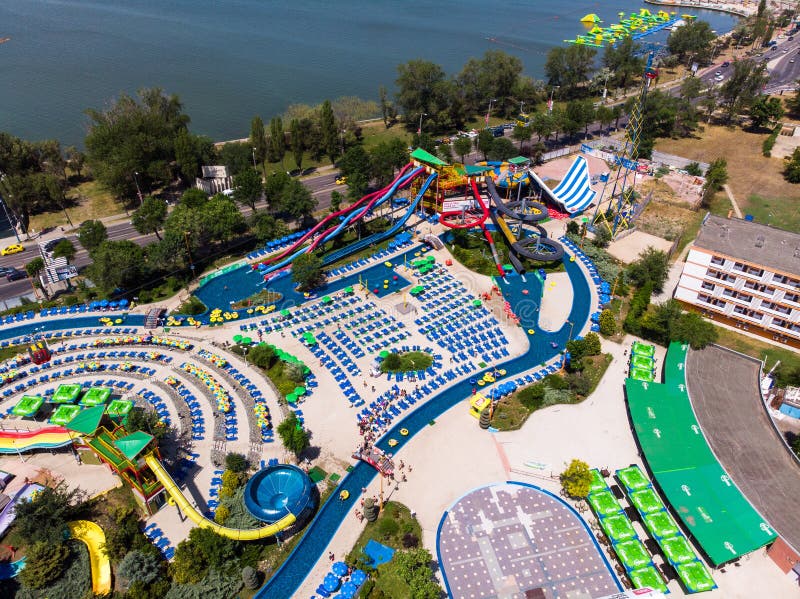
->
xmin=254 ymin=250 xmax=592 ymax=598
xmin=0 ymin=314 xmax=146 ymax=343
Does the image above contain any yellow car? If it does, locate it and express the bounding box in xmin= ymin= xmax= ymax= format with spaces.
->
xmin=1 ymin=243 xmax=23 ymax=256
xmin=335 ymin=176 xmax=347 ymax=185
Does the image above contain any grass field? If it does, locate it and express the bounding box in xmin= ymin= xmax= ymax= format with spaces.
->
xmin=29 ymin=179 xmax=123 ymax=232
xmin=656 ymin=125 xmax=800 ymax=230
xmin=713 ymin=326 xmax=800 ymax=373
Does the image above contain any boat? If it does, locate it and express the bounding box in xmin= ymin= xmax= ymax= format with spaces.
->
xmin=352 ymin=446 xmax=395 ymax=476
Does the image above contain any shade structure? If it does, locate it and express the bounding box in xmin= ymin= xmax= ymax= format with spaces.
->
xmin=113 ymin=430 xmax=154 ymax=461
xmin=472 ymin=299 xmax=482 ymax=307
xmin=51 ymin=383 xmax=82 ymax=404
xmin=242 ymin=337 xmax=252 ymax=345
xmin=80 ymin=387 xmax=112 ymax=407
xmin=50 ymin=404 xmax=81 ymax=426
xmin=339 ymin=581 xmax=358 ymax=598
xmin=378 ymin=350 xmax=390 ymax=359
xmin=280 ymin=308 xmax=290 ymax=317
xmin=66 ymin=404 xmax=106 ymax=435
xmin=105 ymin=399 xmax=134 ymax=419
xmin=350 ymin=570 xmax=367 ymax=586
xmin=344 ymin=286 xmax=354 ymax=294
xmin=11 ymin=395 xmax=44 ymax=418
xmin=323 ymin=573 xmax=341 ymax=592
xmin=233 ymin=334 xmax=243 ymax=343
xmin=331 ymin=561 xmax=348 ymax=576
xmin=286 ymin=393 xmax=298 ymax=404
xmin=294 ymin=386 xmax=306 ymax=396
xmin=322 ymin=295 xmax=332 ymax=304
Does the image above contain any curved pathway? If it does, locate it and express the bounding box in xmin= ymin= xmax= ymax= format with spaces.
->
xmin=255 ymin=255 xmax=592 ymax=598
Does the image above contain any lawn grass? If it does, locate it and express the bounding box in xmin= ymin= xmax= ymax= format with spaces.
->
xmin=0 ymin=344 xmax=26 ymax=363
xmin=712 ymin=325 xmax=800 ymax=373
xmin=231 ymin=289 xmax=282 ymax=311
xmin=380 ymin=351 xmax=433 ymax=373
xmin=656 ymin=125 xmax=799 ymax=228
xmin=28 ymin=179 xmax=123 ymax=232
xmin=171 ymin=296 xmax=207 ymax=316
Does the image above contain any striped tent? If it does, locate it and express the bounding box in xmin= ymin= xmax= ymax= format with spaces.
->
xmin=548 ymin=156 xmax=596 ymax=215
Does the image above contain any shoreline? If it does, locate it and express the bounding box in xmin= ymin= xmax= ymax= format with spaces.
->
xmin=644 ymin=0 xmax=754 ymax=17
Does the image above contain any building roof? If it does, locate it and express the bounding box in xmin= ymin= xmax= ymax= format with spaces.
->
xmin=66 ymin=405 xmax=105 ymax=435
xmin=694 ymin=214 xmax=800 ymax=277
xmin=410 ymin=148 xmax=447 ymax=167
xmin=201 ymin=165 xmax=230 ymax=179
xmin=113 ymin=430 xmax=154 ymax=460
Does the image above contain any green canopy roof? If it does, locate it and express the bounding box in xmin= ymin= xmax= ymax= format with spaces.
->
xmin=508 ymin=156 xmax=530 ymax=165
xmin=66 ymin=405 xmax=106 ymax=435
xmin=113 ymin=430 xmax=154 ymax=461
xmin=410 ymin=147 xmax=447 ymax=167
xmin=456 ymin=164 xmax=492 ymax=176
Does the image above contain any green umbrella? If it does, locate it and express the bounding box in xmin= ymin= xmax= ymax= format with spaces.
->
xmin=379 ymin=350 xmax=390 ymax=358
xmin=294 ymin=386 xmax=306 ymax=396
xmin=472 ymin=299 xmax=482 ymax=307
xmin=322 ymin=295 xmax=332 ymax=304
xmin=233 ymin=334 xmax=243 ymax=343
xmin=280 ymin=308 xmax=290 ymax=317
xmin=242 ymin=337 xmax=252 ymax=345
xmin=344 ymin=286 xmax=354 ymax=294
xmin=286 ymin=393 xmax=298 ymax=404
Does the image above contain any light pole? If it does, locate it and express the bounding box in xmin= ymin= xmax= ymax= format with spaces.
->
xmin=548 ymin=86 xmax=560 ymax=114
xmin=562 ymin=319 xmax=575 ymax=369
xmin=519 ymin=100 xmax=525 ymax=117
xmin=243 ymin=346 xmax=249 ymax=367
xmin=251 ymin=147 xmax=257 ymax=168
xmin=183 ymin=231 xmax=194 ymax=281
xmin=417 ymin=113 xmax=427 ymax=135
xmin=133 ymin=171 xmax=144 ymax=206
xmin=485 ymin=99 xmax=496 ymax=125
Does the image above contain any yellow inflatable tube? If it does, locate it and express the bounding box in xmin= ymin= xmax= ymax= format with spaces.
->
xmin=68 ymin=520 xmax=112 ymax=595
xmin=145 ymin=454 xmax=295 ymax=541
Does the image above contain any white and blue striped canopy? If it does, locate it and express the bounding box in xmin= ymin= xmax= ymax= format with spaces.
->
xmin=549 ymin=156 xmax=596 ymax=215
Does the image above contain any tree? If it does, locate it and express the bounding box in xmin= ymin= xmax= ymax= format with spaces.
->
xmin=267 ymin=117 xmax=286 ymax=166
xmin=330 ymin=190 xmax=343 ymax=213
xmin=476 ymin=129 xmax=494 ymax=159
xmin=667 ymin=20 xmax=716 ymax=66
xmin=290 ymin=118 xmax=306 ymax=171
xmin=784 ymin=148 xmax=800 ymax=183
xmin=394 ymin=548 xmax=441 ymax=599
xmin=249 ymin=115 xmax=268 ymax=171
xmin=86 ymin=240 xmax=145 ymax=294
xmin=18 ymin=541 xmax=71 ymax=589
xmin=395 ymin=59 xmax=462 ymax=131
xmin=173 ymin=130 xmax=214 ymax=184
xmin=680 ymin=76 xmax=705 ymax=104
xmin=319 ymin=99 xmax=339 ymax=163
xmin=749 ymin=96 xmax=784 ymax=130
xmin=338 ymin=145 xmax=372 ymax=200
xmin=277 ymin=412 xmax=311 ymax=456
xmin=65 ymin=146 xmax=86 ymax=178
xmin=52 ymin=238 xmax=76 ymax=265
xmin=13 ymin=481 xmax=83 ymax=545
xmin=78 ymin=219 xmax=107 ymax=253
xmin=532 ymin=112 xmax=555 ymax=141
xmin=487 ymin=137 xmax=516 ymax=161
xmin=170 ymin=527 xmax=237 ymax=584
xmin=264 ymin=171 xmax=292 ymax=210
xmin=603 ymin=35 xmax=644 ymax=89
xmin=560 ymin=458 xmax=593 ymax=498
xmin=626 ymin=247 xmax=670 ymax=293
xmin=242 ymin=566 xmax=260 ymax=590
xmin=370 ymin=138 xmax=409 ymax=187
xmin=379 ymin=85 xmax=392 ymax=128
xmin=292 ymin=252 xmax=325 ymax=291
xmin=567 ymin=99 xmax=596 ymax=138
xmin=702 ymin=158 xmax=728 ymax=205
xmin=218 ymin=141 xmax=254 ymax=176
xmin=453 ymin=136 xmax=473 ymax=162
xmin=278 ymin=179 xmax=317 ymax=221
xmin=118 ymin=550 xmax=162 ymax=587
xmin=599 ymin=309 xmax=616 ymax=336
xmin=85 ymin=87 xmax=191 ymax=200
xmin=250 ymin=211 xmax=288 ymax=243
xmin=595 ymin=105 xmax=613 ymax=133
xmin=455 ymin=50 xmax=525 ymax=116
xmin=437 ymin=143 xmax=454 ymax=163
xmin=512 ymin=124 xmax=531 ymax=149
xmin=233 ymin=167 xmax=263 ymax=211
xmin=719 ymin=59 xmax=768 ymax=121
xmin=225 ymin=452 xmax=249 ymax=472
xmin=26 ymin=257 xmax=45 ymax=281
xmin=202 ymin=195 xmax=247 ymax=243
xmin=544 ymin=45 xmax=597 ymax=94
xmin=672 ymin=311 xmax=718 ymax=349
xmin=132 ymin=196 xmax=168 ymax=240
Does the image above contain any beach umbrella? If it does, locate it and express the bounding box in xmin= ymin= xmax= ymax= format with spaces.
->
xmin=242 ymin=337 xmax=252 ymax=345
xmin=350 ymin=570 xmax=367 ymax=586
xmin=294 ymin=386 xmax=306 ymax=396
xmin=280 ymin=308 xmax=290 ymax=317
xmin=340 ymin=581 xmax=358 ymax=597
xmin=472 ymin=299 xmax=482 ymax=307
xmin=323 ymin=573 xmax=341 ymax=592
xmin=286 ymin=393 xmax=298 ymax=404
xmin=344 ymin=286 xmax=354 ymax=294
xmin=332 ymin=561 xmax=348 ymax=577
xmin=322 ymin=295 xmax=332 ymax=304
xmin=233 ymin=334 xmax=243 ymax=343
xmin=379 ymin=350 xmax=390 ymax=359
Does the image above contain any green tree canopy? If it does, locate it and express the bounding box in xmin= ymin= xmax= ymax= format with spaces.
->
xmin=267 ymin=117 xmax=286 ymax=165
xmin=702 ymin=158 xmax=728 ymax=205
xmin=319 ymin=99 xmax=339 ymax=163
xmin=18 ymin=541 xmax=71 ymax=590
xmin=78 ymin=219 xmax=108 ymax=253
xmin=277 ymin=179 xmax=317 ymax=221
xmin=84 ymin=87 xmax=192 ymax=199
xmin=250 ymin=115 xmax=267 ymax=168
xmin=560 ymin=459 xmax=593 ymax=498
xmin=626 ymin=247 xmax=670 ymax=292
xmin=292 ymin=252 xmax=325 ymax=291
xmin=749 ymin=95 xmax=784 ymax=130
xmin=456 ymin=50 xmax=525 ymax=116
xmin=453 ymin=136 xmax=473 ymax=162
xmin=603 ymin=35 xmax=644 ymax=89
xmin=784 ymin=147 xmax=800 ymax=183
xmin=52 ymin=238 xmax=76 ymax=263
xmin=487 ymin=137 xmax=516 ymax=161
xmin=132 ymin=196 xmax=168 ymax=240
xmin=233 ymin=167 xmax=263 ymax=211
xmin=218 ymin=141 xmax=253 ymax=176
xmin=544 ymin=45 xmax=597 ymax=94
xmin=719 ymin=59 xmax=769 ymax=121
xmin=250 ymin=211 xmax=288 ymax=243
xmin=672 ymin=311 xmax=718 ymax=349
xmin=370 ymin=138 xmax=409 ymax=187
xmin=12 ymin=481 xmax=83 ymax=545
xmin=26 ymin=257 xmax=45 ymax=279
xmin=86 ymin=239 xmax=146 ymax=294
xmin=667 ymin=20 xmax=716 ymax=65
xmin=118 ymin=550 xmax=162 ymax=587
xmin=277 ymin=412 xmax=310 ymax=456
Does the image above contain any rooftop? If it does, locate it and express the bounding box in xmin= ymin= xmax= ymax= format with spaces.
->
xmin=694 ymin=214 xmax=800 ymax=277
xmin=200 ymin=165 xmax=230 ymax=179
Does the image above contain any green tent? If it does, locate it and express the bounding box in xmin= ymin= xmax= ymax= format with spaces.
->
xmin=105 ymin=399 xmax=134 ymax=419
xmin=379 ymin=350 xmax=390 ymax=358
xmin=344 ymin=286 xmax=354 ymax=294
xmin=508 ymin=156 xmax=530 ymax=166
xmin=113 ymin=430 xmax=154 ymax=461
xmin=66 ymin=405 xmax=106 ymax=435
xmin=280 ymin=308 xmax=291 ymax=317
xmin=472 ymin=299 xmax=482 ymax=307
xmin=233 ymin=334 xmax=243 ymax=343
xmin=294 ymin=386 xmax=306 ymax=396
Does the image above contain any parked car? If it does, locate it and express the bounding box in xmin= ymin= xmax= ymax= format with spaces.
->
xmin=721 ymin=61 xmax=730 ymax=68
xmin=335 ymin=176 xmax=347 ymax=185
xmin=1 ymin=243 xmax=23 ymax=256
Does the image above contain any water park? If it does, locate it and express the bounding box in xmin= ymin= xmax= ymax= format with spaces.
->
xmin=0 ymin=134 xmax=795 ymax=597
xmin=568 ymin=9 xmax=693 ymax=48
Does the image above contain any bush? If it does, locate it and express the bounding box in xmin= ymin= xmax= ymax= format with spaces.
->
xmin=566 ymin=220 xmax=580 ymax=235
xmin=402 ymin=533 xmax=420 ymax=548
xmin=560 ymin=459 xmax=592 ymax=498
xmin=382 ymin=352 xmax=402 ymax=371
xmin=169 ymin=528 xmax=237 ymax=584
xmin=583 ymin=332 xmax=601 ymax=355
xmin=566 ymin=371 xmax=592 ymax=397
xmin=623 ymin=281 xmax=653 ymax=335
xmin=544 ymin=373 xmax=569 ymax=390
xmin=118 ymin=550 xmax=162 ymax=586
xmin=214 ymin=504 xmax=230 ymax=525
xmin=543 ymin=388 xmax=574 ymax=407
xmin=518 ymin=383 xmax=546 ymax=410
xmin=599 ymin=309 xmax=616 ymax=336
xmin=685 ymin=162 xmax=703 ymax=176
xmin=18 ymin=541 xmax=71 ymax=589
xmin=593 ymin=227 xmax=612 ymax=248
xmin=103 ymin=506 xmax=152 ymax=563
xmin=12 ymin=481 xmax=83 ymax=545
xmin=242 ymin=566 xmax=260 ymax=590
xmin=277 ymin=412 xmax=310 ymax=456
xmin=626 ymin=247 xmax=669 ymax=293
xmin=671 ymin=311 xmax=718 ymax=349
xmin=284 ymin=361 xmax=306 ymax=382
xmin=225 ymin=452 xmax=248 ymax=473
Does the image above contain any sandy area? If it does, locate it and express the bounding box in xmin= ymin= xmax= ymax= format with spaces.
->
xmin=607 ymin=230 xmax=674 ymax=264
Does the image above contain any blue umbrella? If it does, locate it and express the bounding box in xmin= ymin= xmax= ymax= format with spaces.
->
xmin=100 ymin=299 xmax=109 ymax=307
xmin=323 ymin=573 xmax=341 ymax=592
xmin=118 ymin=299 xmax=129 ymax=306
xmin=331 ymin=561 xmax=348 ymax=577
xmin=340 ymin=581 xmax=358 ymax=598
xmin=350 ymin=570 xmax=367 ymax=586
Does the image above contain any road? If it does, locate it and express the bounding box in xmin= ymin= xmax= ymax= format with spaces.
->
xmin=3 ymin=34 xmax=798 ymax=304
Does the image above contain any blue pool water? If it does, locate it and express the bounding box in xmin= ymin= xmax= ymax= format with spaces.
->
xmin=254 ymin=251 xmax=592 ymax=598
xmin=194 ymin=248 xmax=422 ymax=312
xmin=0 ymin=314 xmax=146 ymax=343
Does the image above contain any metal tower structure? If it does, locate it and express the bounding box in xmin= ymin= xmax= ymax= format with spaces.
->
xmin=592 ymin=51 xmax=658 ymax=238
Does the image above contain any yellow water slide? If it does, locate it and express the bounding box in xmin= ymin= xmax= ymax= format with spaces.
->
xmin=68 ymin=520 xmax=112 ymax=595
xmin=144 ymin=454 xmax=295 ymax=541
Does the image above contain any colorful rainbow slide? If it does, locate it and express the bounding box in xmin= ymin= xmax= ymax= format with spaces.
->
xmin=68 ymin=520 xmax=111 ymax=595
xmin=145 ymin=454 xmax=296 ymax=541
xmin=0 ymin=426 xmax=73 ymax=453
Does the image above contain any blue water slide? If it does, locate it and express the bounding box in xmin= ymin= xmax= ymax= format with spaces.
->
xmin=319 ymin=172 xmax=437 ymax=266
xmin=260 ymin=167 xmax=425 ymax=276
